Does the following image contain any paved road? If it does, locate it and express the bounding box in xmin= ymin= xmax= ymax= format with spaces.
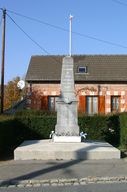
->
xmin=1 ymin=159 xmax=127 ymax=181
xmin=0 ymin=183 xmax=127 ymax=192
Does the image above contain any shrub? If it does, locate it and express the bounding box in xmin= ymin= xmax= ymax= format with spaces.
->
xmin=0 ymin=116 xmax=17 ymax=153
xmin=0 ymin=111 xmax=57 ymax=155
xmin=15 ymin=109 xmax=56 ymax=117
xmin=106 ymin=114 xmax=120 ymax=146
xmin=119 ymin=112 xmax=127 ymax=150
xmin=14 ymin=109 xmax=56 ymax=140
xmin=78 ymin=115 xmax=108 ymax=141
xmin=15 ymin=116 xmax=56 ymax=140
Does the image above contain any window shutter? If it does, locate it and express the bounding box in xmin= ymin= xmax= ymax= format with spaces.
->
xmin=78 ymin=96 xmax=86 ymax=113
xmin=98 ymin=96 xmax=105 ymax=114
xmin=41 ymin=96 xmax=48 ymax=110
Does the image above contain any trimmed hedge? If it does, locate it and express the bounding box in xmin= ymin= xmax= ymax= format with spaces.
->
xmin=79 ymin=115 xmax=108 ymax=141
xmin=79 ymin=114 xmax=120 ymax=146
xmin=15 ymin=109 xmax=56 ymax=117
xmin=106 ymin=114 xmax=120 ymax=146
xmin=15 ymin=116 xmax=56 ymax=140
xmin=119 ymin=112 xmax=127 ymax=149
xmin=0 ymin=116 xmax=19 ymax=153
xmin=0 ymin=110 xmax=127 ymax=155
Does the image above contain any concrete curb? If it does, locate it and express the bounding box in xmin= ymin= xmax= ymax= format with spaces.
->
xmin=0 ymin=176 xmax=127 ymax=188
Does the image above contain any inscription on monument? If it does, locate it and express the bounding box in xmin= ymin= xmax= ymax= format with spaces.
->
xmin=61 ymin=58 xmax=75 ymax=98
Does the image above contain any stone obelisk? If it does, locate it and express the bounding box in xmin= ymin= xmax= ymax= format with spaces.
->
xmin=53 ymin=56 xmax=80 ymax=142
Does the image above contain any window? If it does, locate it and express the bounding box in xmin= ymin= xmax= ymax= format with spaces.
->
xmin=48 ymin=96 xmax=58 ymax=111
xmin=78 ymin=66 xmax=88 ymax=73
xmin=86 ymin=96 xmax=98 ymax=114
xmin=111 ymin=96 xmax=120 ymax=112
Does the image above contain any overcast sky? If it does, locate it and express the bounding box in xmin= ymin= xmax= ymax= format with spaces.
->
xmin=0 ymin=0 xmax=127 ymax=83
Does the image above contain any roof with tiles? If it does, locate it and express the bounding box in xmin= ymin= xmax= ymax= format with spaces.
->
xmin=25 ymin=55 xmax=127 ymax=82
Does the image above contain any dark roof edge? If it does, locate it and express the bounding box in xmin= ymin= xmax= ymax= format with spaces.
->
xmin=26 ymin=80 xmax=127 ymax=84
xmin=30 ymin=54 xmax=127 ymax=57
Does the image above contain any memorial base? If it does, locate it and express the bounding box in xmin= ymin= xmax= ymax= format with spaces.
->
xmin=14 ymin=140 xmax=121 ymax=160
xmin=53 ymin=136 xmax=81 ymax=143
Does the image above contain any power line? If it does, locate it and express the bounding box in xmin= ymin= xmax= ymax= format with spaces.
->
xmin=6 ymin=13 xmax=62 ymax=64
xmin=7 ymin=9 xmax=68 ymax=33
xmin=7 ymin=13 xmax=51 ymax=55
xmin=6 ymin=8 xmax=127 ymax=50
xmin=111 ymin=0 xmax=127 ymax=7
xmin=73 ymin=31 xmax=127 ymax=49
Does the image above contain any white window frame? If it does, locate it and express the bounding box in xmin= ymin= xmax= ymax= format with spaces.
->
xmin=78 ymin=66 xmax=88 ymax=73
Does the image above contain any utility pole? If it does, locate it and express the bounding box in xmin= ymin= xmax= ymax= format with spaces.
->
xmin=1 ymin=9 xmax=6 ymax=114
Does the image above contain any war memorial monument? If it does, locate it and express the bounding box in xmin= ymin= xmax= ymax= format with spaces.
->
xmin=14 ymin=16 xmax=120 ymax=160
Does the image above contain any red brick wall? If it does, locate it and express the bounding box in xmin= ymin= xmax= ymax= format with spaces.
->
xmin=26 ymin=82 xmax=127 ymax=114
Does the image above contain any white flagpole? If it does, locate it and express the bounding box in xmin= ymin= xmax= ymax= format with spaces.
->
xmin=69 ymin=14 xmax=73 ymax=56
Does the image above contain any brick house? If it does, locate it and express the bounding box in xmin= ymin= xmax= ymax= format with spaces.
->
xmin=25 ymin=55 xmax=127 ymax=114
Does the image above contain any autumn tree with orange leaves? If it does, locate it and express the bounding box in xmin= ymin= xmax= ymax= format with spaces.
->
xmin=4 ymin=76 xmax=26 ymax=110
